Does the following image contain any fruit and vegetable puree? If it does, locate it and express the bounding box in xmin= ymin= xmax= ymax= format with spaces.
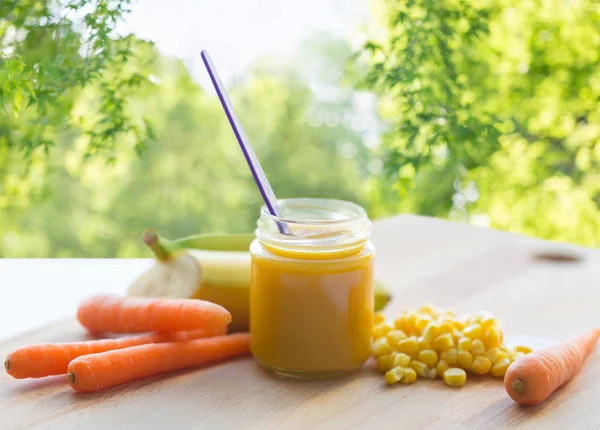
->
xmin=250 ymin=198 xmax=374 ymax=378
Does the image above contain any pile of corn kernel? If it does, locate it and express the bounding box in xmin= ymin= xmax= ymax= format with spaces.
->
xmin=372 ymin=305 xmax=532 ymax=387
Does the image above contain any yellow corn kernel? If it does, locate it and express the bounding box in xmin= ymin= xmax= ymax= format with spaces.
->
xmin=432 ymin=333 xmax=455 ymax=351
xmin=397 ymin=336 xmax=419 ymax=357
xmin=415 ymin=314 xmax=433 ymax=332
xmin=457 ymin=317 xmax=470 ymax=328
xmin=436 ymin=359 xmax=450 ymax=378
xmin=452 ymin=329 xmax=464 ymax=344
xmin=417 ymin=336 xmax=432 ymax=351
xmin=457 ymin=350 xmax=474 ymax=370
xmin=452 ymin=319 xmax=466 ymax=331
xmin=407 ymin=310 xmax=420 ymax=320
xmin=372 ymin=338 xmax=393 ymax=356
xmin=471 ymin=339 xmax=486 ymax=355
xmin=393 ymin=352 xmax=411 ymax=368
xmin=401 ymin=367 xmax=417 ymax=384
xmin=426 ymin=367 xmax=437 ymax=379
xmin=464 ymin=313 xmax=476 ymax=325
xmin=458 ymin=337 xmax=472 ymax=351
xmin=443 ymin=368 xmax=467 ymax=387
xmin=373 ymin=322 xmax=394 ymax=339
xmin=419 ymin=303 xmax=437 ymax=315
xmin=440 ymin=348 xmax=458 ymax=366
xmin=483 ymin=329 xmax=503 ymax=349
xmin=387 ymin=329 xmax=408 ymax=346
xmin=393 ymin=315 xmax=405 ymax=330
xmin=491 ymin=357 xmax=511 ymax=377
xmin=463 ymin=323 xmax=482 ymax=339
xmin=515 ymin=345 xmax=532 ymax=354
xmin=475 ymin=310 xmax=494 ymax=320
xmin=377 ymin=353 xmax=396 ymax=372
xmin=385 ymin=366 xmax=405 ymax=385
xmin=442 ymin=309 xmax=456 ymax=317
xmin=374 ymin=313 xmax=386 ymax=325
xmin=418 ymin=349 xmax=439 ymax=368
xmin=508 ymin=351 xmax=525 ymax=362
xmin=408 ymin=360 xmax=430 ymax=378
xmin=402 ymin=312 xmax=419 ymax=334
xmin=422 ymin=322 xmax=439 ymax=343
xmin=438 ymin=322 xmax=454 ymax=336
xmin=480 ymin=315 xmax=500 ymax=332
xmin=485 ymin=347 xmax=505 ymax=363
xmin=470 ymin=356 xmax=492 ymax=375
xmin=439 ymin=315 xmax=456 ymax=324
xmin=467 ymin=310 xmax=492 ymax=323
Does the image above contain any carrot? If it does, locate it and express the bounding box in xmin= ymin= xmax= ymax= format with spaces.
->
xmin=4 ymin=327 xmax=225 ymax=379
xmin=504 ymin=328 xmax=600 ymax=405
xmin=76 ymin=294 xmax=231 ymax=334
xmin=67 ymin=333 xmax=250 ymax=392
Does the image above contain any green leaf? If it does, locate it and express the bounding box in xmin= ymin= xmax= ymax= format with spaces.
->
xmin=13 ymin=88 xmax=22 ymax=114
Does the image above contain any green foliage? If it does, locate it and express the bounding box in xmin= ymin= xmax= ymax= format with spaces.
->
xmin=0 ymin=0 xmax=156 ymax=256
xmin=363 ymin=0 xmax=600 ymax=246
xmin=4 ymin=0 xmax=599 ymax=256
xmin=0 ymin=0 xmax=153 ymax=159
xmin=1 ymin=38 xmax=371 ymax=257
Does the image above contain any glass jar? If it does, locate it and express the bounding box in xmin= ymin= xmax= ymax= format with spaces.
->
xmin=250 ymin=198 xmax=375 ymax=379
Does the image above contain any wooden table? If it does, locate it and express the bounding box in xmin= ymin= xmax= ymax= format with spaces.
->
xmin=2 ymin=215 xmax=599 ymax=429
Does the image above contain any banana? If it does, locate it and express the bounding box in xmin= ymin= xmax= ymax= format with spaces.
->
xmin=151 ymin=230 xmax=255 ymax=254
xmin=127 ymin=229 xmax=392 ymax=332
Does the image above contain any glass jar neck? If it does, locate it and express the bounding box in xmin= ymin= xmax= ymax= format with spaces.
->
xmin=256 ymin=198 xmax=371 ymax=260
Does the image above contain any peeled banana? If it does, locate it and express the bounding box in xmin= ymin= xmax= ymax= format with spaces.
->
xmin=128 ymin=229 xmax=392 ymax=332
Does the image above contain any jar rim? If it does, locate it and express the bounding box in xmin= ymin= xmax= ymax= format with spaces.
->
xmin=256 ymin=198 xmax=370 ymax=253
xmin=259 ymin=198 xmax=367 ymax=225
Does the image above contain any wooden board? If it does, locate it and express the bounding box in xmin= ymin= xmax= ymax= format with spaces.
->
xmin=2 ymin=215 xmax=600 ymax=429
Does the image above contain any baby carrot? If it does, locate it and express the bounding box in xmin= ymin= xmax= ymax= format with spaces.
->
xmin=504 ymin=328 xmax=600 ymax=405
xmin=4 ymin=327 xmax=225 ymax=379
xmin=77 ymin=294 xmax=231 ymax=334
xmin=67 ymin=333 xmax=250 ymax=392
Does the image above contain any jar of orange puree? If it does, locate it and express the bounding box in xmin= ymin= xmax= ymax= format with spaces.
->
xmin=250 ymin=198 xmax=374 ymax=378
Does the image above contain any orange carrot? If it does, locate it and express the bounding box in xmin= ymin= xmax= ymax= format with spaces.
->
xmin=77 ymin=294 xmax=231 ymax=334
xmin=4 ymin=327 xmax=225 ymax=379
xmin=67 ymin=333 xmax=250 ymax=392
xmin=504 ymin=328 xmax=600 ymax=405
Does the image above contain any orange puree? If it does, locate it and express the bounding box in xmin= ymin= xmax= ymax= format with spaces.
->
xmin=250 ymin=242 xmax=374 ymax=377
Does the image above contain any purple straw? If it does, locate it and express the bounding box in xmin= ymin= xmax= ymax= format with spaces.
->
xmin=201 ymin=50 xmax=289 ymax=234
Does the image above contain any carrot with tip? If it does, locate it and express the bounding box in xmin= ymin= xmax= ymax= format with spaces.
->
xmin=504 ymin=328 xmax=600 ymax=405
xmin=67 ymin=333 xmax=250 ymax=392
xmin=77 ymin=294 xmax=231 ymax=334
xmin=4 ymin=327 xmax=225 ymax=379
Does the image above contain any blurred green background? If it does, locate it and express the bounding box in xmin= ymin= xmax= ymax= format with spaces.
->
xmin=1 ymin=0 xmax=599 ymax=258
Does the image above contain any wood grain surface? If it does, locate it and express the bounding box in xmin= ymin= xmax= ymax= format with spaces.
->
xmin=2 ymin=215 xmax=599 ymax=430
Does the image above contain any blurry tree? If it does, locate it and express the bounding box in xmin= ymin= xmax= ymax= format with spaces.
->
xmin=1 ymin=0 xmax=156 ymax=254
xmin=1 ymin=38 xmax=369 ymax=257
xmin=0 ymin=0 xmax=152 ymax=157
xmin=0 ymin=0 xmax=370 ymax=257
xmin=362 ymin=0 xmax=600 ymax=246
